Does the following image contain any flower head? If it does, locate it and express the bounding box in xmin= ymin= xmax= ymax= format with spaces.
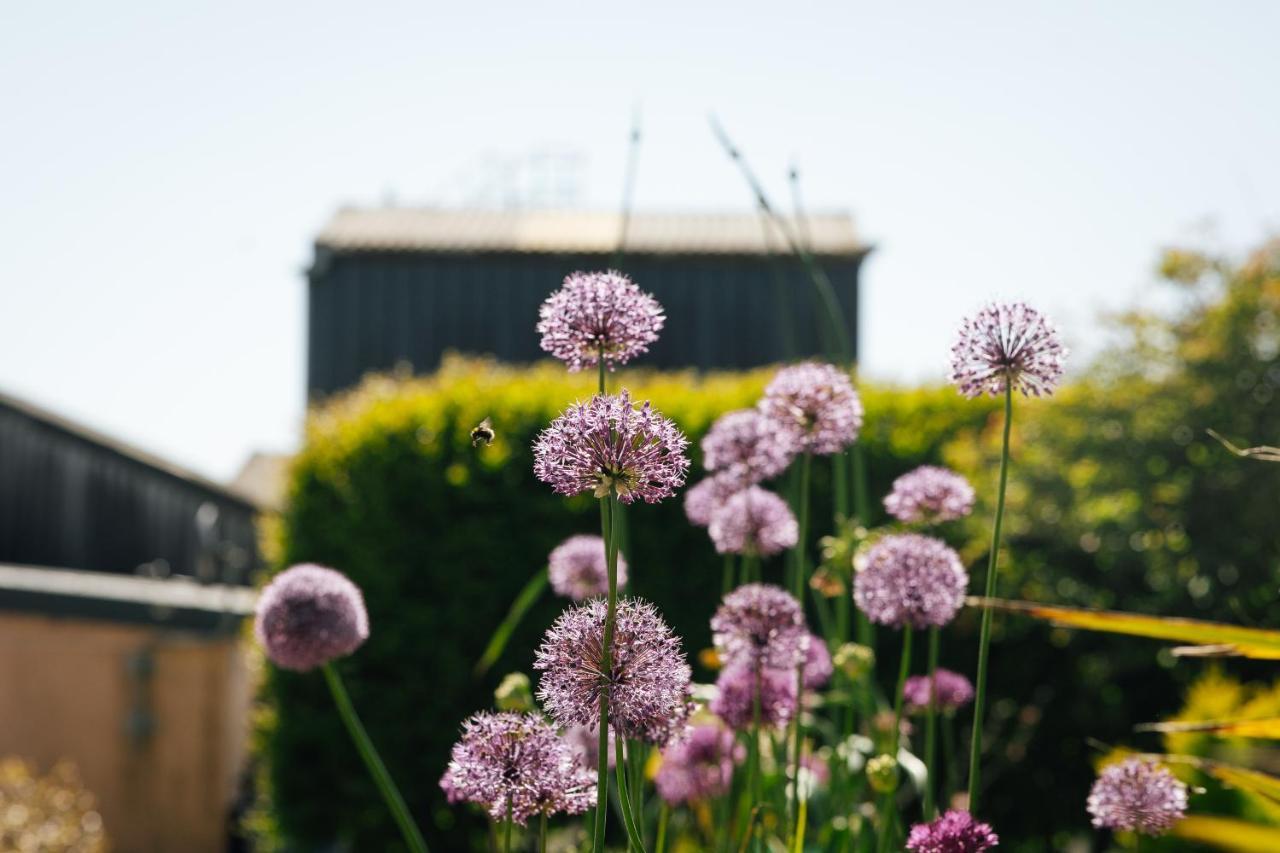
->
xmin=564 ymin=724 xmax=615 ymax=771
xmin=708 ymin=487 xmax=799 ymax=557
xmin=701 ymin=409 xmax=797 ymax=486
xmin=949 ymin=302 xmax=1067 ymax=398
xmin=903 ymin=669 xmax=975 ymax=713
xmin=684 ymin=475 xmax=740 ymax=528
xmin=760 ymin=362 xmax=863 ymax=455
xmin=853 ymin=534 xmax=968 ymax=629
xmin=533 ymin=390 xmax=690 ymax=504
xmin=1087 ymin=758 xmax=1188 ymax=836
xmin=884 ymin=466 xmax=976 ymax=525
xmin=547 ymin=535 xmax=628 ymax=600
xmin=254 ymin=564 xmax=369 ymax=671
xmin=535 ymin=598 xmax=691 ymax=744
xmin=711 ymin=583 xmax=809 ymax=670
xmin=655 ymin=724 xmax=744 ymax=805
xmin=441 ymin=711 xmax=595 ymax=824
xmin=803 ymin=635 xmax=834 ymax=689
xmin=537 ymin=270 xmax=664 ymax=372
xmin=906 ymin=810 xmax=1000 ymax=852
xmin=711 ymin=663 xmax=797 ymax=729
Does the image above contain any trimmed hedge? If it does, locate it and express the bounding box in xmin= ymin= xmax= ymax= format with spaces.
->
xmin=255 ymin=355 xmax=992 ymax=850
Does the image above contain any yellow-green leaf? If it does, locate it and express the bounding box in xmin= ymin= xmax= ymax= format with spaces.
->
xmin=1171 ymin=815 xmax=1280 ymax=852
xmin=968 ymin=597 xmax=1280 ymax=660
xmin=1137 ymin=718 xmax=1280 ymax=739
xmin=1204 ymin=763 xmax=1280 ymax=807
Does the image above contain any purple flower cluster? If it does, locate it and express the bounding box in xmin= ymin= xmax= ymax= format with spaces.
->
xmin=547 ymin=535 xmax=627 ymax=600
xmin=948 ymin=302 xmax=1067 ymax=399
xmin=884 ymin=466 xmax=976 ymax=525
xmin=759 ymin=362 xmax=863 ymax=456
xmin=906 ymin=810 xmax=1000 ymax=852
xmin=254 ymin=564 xmax=369 ymax=672
xmin=563 ymin=724 xmax=614 ymax=772
xmin=903 ymin=668 xmax=975 ymax=713
xmin=534 ymin=597 xmax=691 ymax=745
xmin=708 ymin=486 xmax=799 ymax=557
xmin=654 ymin=724 xmax=744 ymax=805
xmin=683 ymin=475 xmax=739 ymax=527
xmin=853 ymin=534 xmax=968 ymax=629
xmin=440 ymin=711 xmax=595 ymax=824
xmin=711 ymin=663 xmax=798 ymax=729
xmin=802 ymin=635 xmax=834 ymax=690
xmin=711 ymin=583 xmax=810 ymax=671
xmin=537 ymin=270 xmax=665 ymax=372
xmin=533 ymin=390 xmax=690 ymax=504
xmin=1087 ymin=758 xmax=1188 ymax=836
xmin=701 ymin=409 xmax=797 ymax=487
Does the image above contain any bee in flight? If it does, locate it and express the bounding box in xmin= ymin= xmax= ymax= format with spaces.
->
xmin=470 ymin=417 xmax=495 ymax=447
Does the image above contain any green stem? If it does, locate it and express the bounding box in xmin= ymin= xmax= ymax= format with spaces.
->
xmin=655 ymin=802 xmax=669 ymax=853
xmin=321 ymin=664 xmax=429 ymax=853
xmin=594 ymin=495 xmax=622 ymax=851
xmin=751 ymin=669 xmax=764 ymax=853
xmin=877 ymin=627 xmax=913 ymax=853
xmin=540 ymin=811 xmax=548 ymax=853
xmin=629 ymin=740 xmax=645 ymax=847
xmin=598 ymin=347 xmax=607 ymax=395
xmin=791 ymin=454 xmax=813 ymax=602
xmin=787 ymin=662 xmax=803 ymax=846
xmin=723 ymin=553 xmax=736 ymax=595
xmin=923 ymin=627 xmax=940 ymax=821
xmin=615 ymin=736 xmax=646 ymax=851
xmin=504 ymin=797 xmax=513 ymax=853
xmin=942 ymin=714 xmax=958 ymax=807
xmin=967 ymin=385 xmax=1013 ymax=812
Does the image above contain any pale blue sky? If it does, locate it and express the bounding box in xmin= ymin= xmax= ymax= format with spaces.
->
xmin=2 ymin=1 xmax=1277 ymax=480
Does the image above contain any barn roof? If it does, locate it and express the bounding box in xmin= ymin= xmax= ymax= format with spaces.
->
xmin=315 ymin=208 xmax=865 ymax=257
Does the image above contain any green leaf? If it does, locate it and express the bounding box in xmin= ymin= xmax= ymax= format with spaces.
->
xmin=474 ymin=568 xmax=549 ymax=676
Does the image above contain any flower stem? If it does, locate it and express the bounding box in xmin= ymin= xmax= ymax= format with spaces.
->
xmin=598 ymin=346 xmax=607 ymax=395
xmin=967 ymin=385 xmax=1013 ymax=812
xmin=321 ymin=663 xmax=429 ymax=853
xmin=504 ymin=797 xmax=513 ymax=853
xmin=594 ymin=494 xmax=622 ymax=851
xmin=723 ymin=553 xmax=736 ymax=595
xmin=614 ymin=737 xmax=646 ymax=851
xmin=923 ymin=627 xmax=940 ymax=821
xmin=787 ymin=662 xmax=803 ymax=846
xmin=656 ymin=802 xmax=669 ymax=853
xmin=792 ymin=453 xmax=813 ymax=602
xmin=877 ymin=627 xmax=913 ymax=853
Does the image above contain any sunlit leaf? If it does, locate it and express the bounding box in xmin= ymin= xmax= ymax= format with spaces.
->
xmin=968 ymin=598 xmax=1280 ymax=659
xmin=1137 ymin=718 xmax=1280 ymax=739
xmin=1171 ymin=815 xmax=1280 ymax=852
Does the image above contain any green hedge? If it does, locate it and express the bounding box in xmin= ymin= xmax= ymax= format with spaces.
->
xmin=254 ymin=356 xmax=992 ymax=851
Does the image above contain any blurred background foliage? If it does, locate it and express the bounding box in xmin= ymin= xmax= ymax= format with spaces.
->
xmin=252 ymin=238 xmax=1278 ymax=850
xmin=0 ymin=758 xmax=107 ymax=853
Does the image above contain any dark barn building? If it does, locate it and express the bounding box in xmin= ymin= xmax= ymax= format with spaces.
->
xmin=307 ymin=208 xmax=869 ymax=398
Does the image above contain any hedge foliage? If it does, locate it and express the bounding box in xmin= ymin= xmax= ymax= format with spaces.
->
xmin=255 ymin=356 xmax=993 ymax=850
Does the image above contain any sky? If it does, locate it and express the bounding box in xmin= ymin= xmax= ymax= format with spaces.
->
xmin=2 ymin=1 xmax=1277 ymax=481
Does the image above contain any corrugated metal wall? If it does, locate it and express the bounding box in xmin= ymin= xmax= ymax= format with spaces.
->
xmin=0 ymin=401 xmax=260 ymax=583
xmin=307 ymin=250 xmax=863 ymax=397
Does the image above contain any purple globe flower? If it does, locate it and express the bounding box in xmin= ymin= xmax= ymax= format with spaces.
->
xmin=1087 ymin=758 xmax=1188 ymax=836
xmin=533 ymin=390 xmax=690 ymax=505
xmin=884 ymin=466 xmax=976 ymax=525
xmin=564 ymin=724 xmax=615 ymax=772
xmin=949 ymin=301 xmax=1067 ymax=398
xmin=711 ymin=663 xmax=797 ymax=730
xmin=711 ymin=583 xmax=810 ymax=670
xmin=547 ymin=535 xmax=628 ymax=600
xmin=655 ymin=724 xmax=745 ymax=805
xmin=759 ymin=362 xmax=863 ymax=456
xmin=534 ymin=597 xmax=692 ymax=744
xmin=903 ymin=668 xmax=975 ymax=714
xmin=683 ymin=475 xmax=740 ymax=528
xmin=906 ymin=810 xmax=1000 ymax=852
xmin=802 ymin=634 xmax=834 ymax=690
xmin=537 ymin=270 xmax=665 ymax=372
xmin=440 ymin=711 xmax=595 ymax=824
xmin=701 ymin=409 xmax=797 ymax=487
xmin=708 ymin=486 xmax=799 ymax=557
xmin=254 ymin=564 xmax=369 ymax=671
xmin=853 ymin=534 xmax=968 ymax=629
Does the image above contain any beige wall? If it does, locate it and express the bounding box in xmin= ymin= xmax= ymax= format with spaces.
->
xmin=0 ymin=612 xmax=252 ymax=852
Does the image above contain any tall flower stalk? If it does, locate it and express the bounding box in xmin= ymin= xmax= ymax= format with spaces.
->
xmin=878 ymin=626 xmax=914 ymax=853
xmin=922 ymin=627 xmax=941 ymax=820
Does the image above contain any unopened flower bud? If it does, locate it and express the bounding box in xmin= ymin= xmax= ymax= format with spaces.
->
xmin=833 ymin=643 xmax=875 ymax=681
xmin=494 ymin=672 xmax=534 ymax=712
xmin=866 ymin=754 xmax=899 ymax=794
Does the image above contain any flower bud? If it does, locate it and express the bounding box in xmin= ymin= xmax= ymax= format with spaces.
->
xmin=494 ymin=672 xmax=534 ymax=712
xmin=833 ymin=643 xmax=875 ymax=681
xmin=866 ymin=753 xmax=899 ymax=794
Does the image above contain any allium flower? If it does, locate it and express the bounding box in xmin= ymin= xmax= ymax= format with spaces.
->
xmin=711 ymin=583 xmax=810 ymax=670
xmin=684 ymin=475 xmax=740 ymax=528
xmin=537 ymin=270 xmax=665 ymax=372
xmin=803 ymin=635 xmax=833 ymax=689
xmin=254 ymin=564 xmax=369 ymax=671
xmin=535 ymin=598 xmax=691 ymax=744
xmin=884 ymin=466 xmax=976 ymax=524
xmin=906 ymin=810 xmax=1000 ymax=852
xmin=1087 ymin=758 xmax=1188 ymax=836
xmin=564 ymin=724 xmax=614 ymax=771
xmin=701 ymin=409 xmax=797 ymax=486
xmin=759 ymin=362 xmax=863 ymax=455
xmin=711 ymin=663 xmax=797 ymax=729
xmin=904 ymin=669 xmax=975 ymax=713
xmin=533 ymin=390 xmax=690 ymax=504
xmin=441 ymin=711 xmax=595 ymax=824
xmin=948 ymin=302 xmax=1067 ymax=398
xmin=547 ymin=535 xmax=628 ymax=600
xmin=853 ymin=534 xmax=968 ymax=629
xmin=708 ymin=487 xmax=799 ymax=557
xmin=654 ymin=724 xmax=744 ymax=805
